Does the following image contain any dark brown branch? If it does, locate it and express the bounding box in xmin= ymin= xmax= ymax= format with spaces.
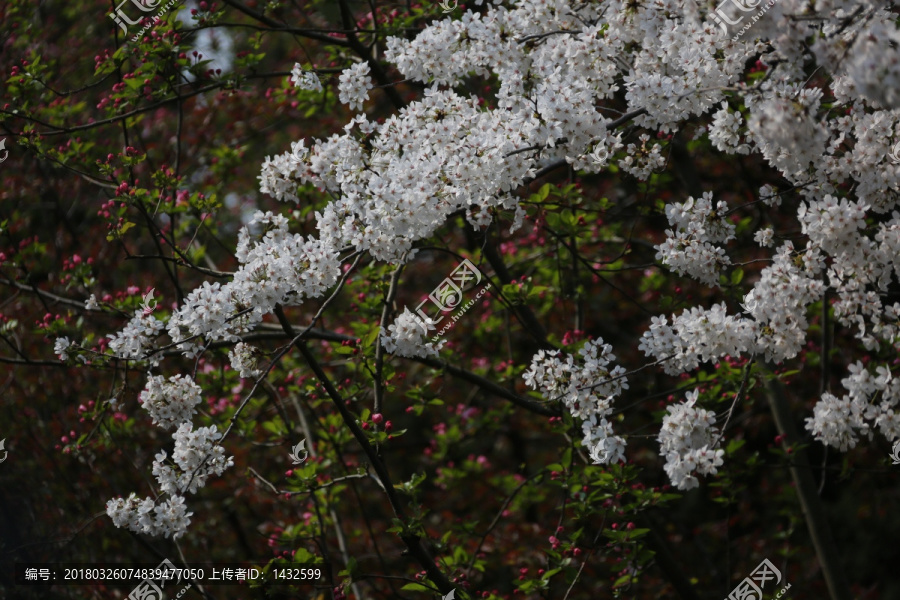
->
xmin=124 ymin=255 xmax=231 ymax=278
xmin=273 ymin=306 xmax=457 ymax=596
xmin=2 ymin=73 xmax=291 ymax=137
xmin=374 ymin=265 xmax=404 ymax=415
xmin=217 ymin=0 xmax=355 ymax=45
xmin=416 ymin=355 xmax=560 ymax=417
xmin=336 ymin=0 xmax=406 ymax=110
xmin=0 ymin=356 xmax=73 ymax=367
xmin=475 ymin=230 xmax=556 ymax=350
xmin=248 ymin=324 xmax=554 ymax=416
xmin=0 ymin=277 xmax=105 ymax=313
xmin=763 ymin=371 xmax=851 ymax=600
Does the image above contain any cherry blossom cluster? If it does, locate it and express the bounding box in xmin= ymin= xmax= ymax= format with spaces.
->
xmin=639 ymin=303 xmax=757 ymax=375
xmin=643 ymin=239 xmax=827 ymax=377
xmin=745 ymin=85 xmax=830 ymax=181
xmin=229 ymin=341 xmax=264 ymax=379
xmin=106 ymin=493 xmax=192 ymax=540
xmin=806 ymin=362 xmax=900 ymax=451
xmin=165 ymin=210 xmax=341 ymax=356
xmin=107 ymin=421 xmax=233 ymax=539
xmin=618 ymin=134 xmax=668 ymax=180
xmin=655 ymin=192 xmax=736 ymax=287
xmin=259 ymin=88 xmax=539 ymax=262
xmin=138 ymin=374 xmax=202 ymax=430
xmin=708 ymin=102 xmax=750 ymax=155
xmin=658 ymin=390 xmax=724 ymax=490
xmin=54 ymin=336 xmax=72 ymax=361
xmin=152 ymin=423 xmax=235 ymax=495
xmin=814 ymin=10 xmax=900 ymax=111
xmin=290 ymin=64 xmax=323 ymax=92
xmin=380 ymin=308 xmax=445 ymax=359
xmin=753 ymin=227 xmax=774 ymax=247
xmin=568 ymin=126 xmax=623 ymax=174
xmin=742 ymin=241 xmax=826 ymax=363
xmin=108 ymin=311 xmax=165 ymax=365
xmin=337 ymin=62 xmax=373 ymax=111
xmin=524 ymin=339 xmax=628 ymax=464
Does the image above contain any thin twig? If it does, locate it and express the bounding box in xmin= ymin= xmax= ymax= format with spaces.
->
xmin=465 ymin=469 xmax=546 ymax=575
xmin=714 ymin=360 xmax=754 ymax=445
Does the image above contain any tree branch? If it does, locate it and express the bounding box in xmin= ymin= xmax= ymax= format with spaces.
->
xmin=217 ymin=0 xmax=355 ymax=45
xmin=416 ymin=355 xmax=560 ymax=417
xmin=273 ymin=306 xmax=457 ymax=596
xmin=251 ymin=324 xmax=556 ymax=416
xmin=763 ymin=371 xmax=851 ymax=600
xmin=336 ymin=0 xmax=406 ymax=110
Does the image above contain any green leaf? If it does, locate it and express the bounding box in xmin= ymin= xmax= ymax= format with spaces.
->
xmin=293 ymin=547 xmax=317 ymax=563
xmin=364 ymin=325 xmax=380 ymax=348
xmin=537 ymin=183 xmax=551 ymax=201
xmin=344 ymin=556 xmax=358 ymax=579
xmin=545 ymin=212 xmax=561 ymax=228
xmin=400 ymin=583 xmax=433 ymax=592
xmin=726 ymin=439 xmax=745 ymax=453
xmin=629 ymin=528 xmax=650 ymax=538
xmin=262 ymin=421 xmax=284 ymax=435
xmin=541 ymin=567 xmax=562 ymax=580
